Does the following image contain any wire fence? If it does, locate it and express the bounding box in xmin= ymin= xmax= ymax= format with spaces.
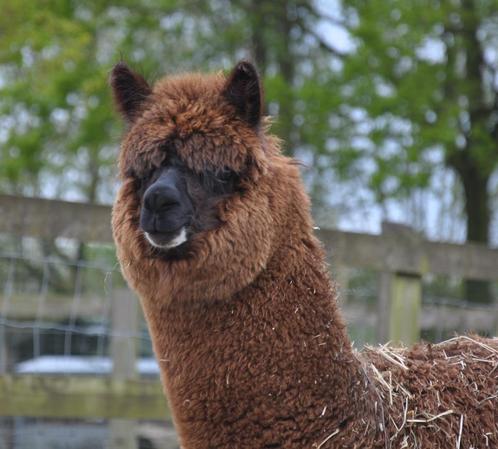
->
xmin=0 ymin=253 xmax=143 ymax=371
xmin=0 ymin=417 xmax=179 ymax=449
xmin=0 ymin=248 xmax=178 ymax=449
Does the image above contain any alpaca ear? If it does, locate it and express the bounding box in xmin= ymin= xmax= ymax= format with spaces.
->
xmin=223 ymin=60 xmax=263 ymax=127
xmin=109 ymin=62 xmax=152 ymax=123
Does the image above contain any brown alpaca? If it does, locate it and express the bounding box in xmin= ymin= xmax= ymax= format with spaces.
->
xmin=110 ymin=61 xmax=498 ymax=449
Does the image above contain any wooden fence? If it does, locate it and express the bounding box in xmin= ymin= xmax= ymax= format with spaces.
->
xmin=0 ymin=194 xmax=497 ymax=428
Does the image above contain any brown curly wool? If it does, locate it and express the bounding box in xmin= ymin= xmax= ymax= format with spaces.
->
xmin=363 ymin=335 xmax=498 ymax=448
xmin=110 ymin=61 xmax=497 ymax=449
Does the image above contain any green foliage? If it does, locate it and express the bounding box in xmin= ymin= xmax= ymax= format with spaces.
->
xmin=0 ymin=0 xmax=342 ymax=202
xmin=336 ymin=0 xmax=498 ymax=222
xmin=0 ymin=0 xmax=190 ymax=200
xmin=0 ymin=0 xmax=497 ymax=250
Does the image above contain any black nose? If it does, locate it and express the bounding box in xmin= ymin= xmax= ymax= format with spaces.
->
xmin=143 ymin=184 xmax=181 ymax=212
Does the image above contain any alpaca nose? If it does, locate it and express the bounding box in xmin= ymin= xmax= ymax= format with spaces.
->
xmin=144 ymin=184 xmax=181 ymax=212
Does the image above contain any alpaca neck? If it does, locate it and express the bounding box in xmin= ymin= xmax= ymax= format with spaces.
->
xmin=143 ymin=235 xmax=381 ymax=448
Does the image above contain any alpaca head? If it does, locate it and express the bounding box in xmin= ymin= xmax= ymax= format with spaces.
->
xmin=110 ymin=61 xmax=309 ymax=303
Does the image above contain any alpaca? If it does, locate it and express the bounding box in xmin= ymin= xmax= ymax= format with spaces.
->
xmin=110 ymin=60 xmax=498 ymax=449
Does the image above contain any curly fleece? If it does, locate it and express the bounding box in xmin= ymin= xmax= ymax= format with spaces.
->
xmin=111 ymin=62 xmax=498 ymax=449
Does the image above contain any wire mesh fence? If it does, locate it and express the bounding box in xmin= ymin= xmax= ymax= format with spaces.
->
xmin=0 ymin=252 xmax=140 ymax=372
xmin=0 ymin=417 xmax=179 ymax=449
xmin=0 ymin=247 xmax=178 ymax=449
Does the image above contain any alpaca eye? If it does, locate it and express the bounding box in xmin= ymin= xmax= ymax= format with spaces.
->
xmin=140 ymin=169 xmax=155 ymax=184
xmin=133 ymin=167 xmax=159 ymax=196
xmin=196 ymin=168 xmax=239 ymax=195
xmin=216 ymin=168 xmax=237 ymax=184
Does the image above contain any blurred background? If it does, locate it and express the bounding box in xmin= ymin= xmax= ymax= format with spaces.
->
xmin=0 ymin=0 xmax=497 ymax=448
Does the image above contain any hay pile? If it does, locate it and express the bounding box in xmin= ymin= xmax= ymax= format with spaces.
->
xmin=361 ymin=335 xmax=498 ymax=448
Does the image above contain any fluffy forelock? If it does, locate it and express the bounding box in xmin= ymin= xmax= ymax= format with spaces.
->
xmin=118 ymin=71 xmax=273 ymax=181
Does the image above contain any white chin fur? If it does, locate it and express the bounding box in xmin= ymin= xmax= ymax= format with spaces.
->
xmin=145 ymin=227 xmax=187 ymax=249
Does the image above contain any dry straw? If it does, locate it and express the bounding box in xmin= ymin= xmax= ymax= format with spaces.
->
xmin=361 ymin=335 xmax=498 ymax=448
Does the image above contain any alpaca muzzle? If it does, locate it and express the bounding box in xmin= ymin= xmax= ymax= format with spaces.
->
xmin=140 ymin=167 xmax=192 ymax=249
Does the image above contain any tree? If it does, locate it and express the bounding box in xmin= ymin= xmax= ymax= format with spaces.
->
xmin=329 ymin=0 xmax=498 ymax=302
xmin=0 ymin=0 xmax=190 ymax=203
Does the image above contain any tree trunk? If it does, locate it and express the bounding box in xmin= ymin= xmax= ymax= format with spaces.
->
xmin=460 ymin=159 xmax=492 ymax=303
xmin=445 ymin=0 xmax=496 ymax=303
xmin=248 ymin=0 xmax=268 ymax=73
xmin=75 ymin=150 xmax=100 ymax=265
xmin=450 ymin=0 xmax=494 ymax=304
xmin=274 ymin=0 xmax=296 ymax=155
xmin=451 ymin=148 xmax=493 ymax=303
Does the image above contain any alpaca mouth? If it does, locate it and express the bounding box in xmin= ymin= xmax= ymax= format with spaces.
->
xmin=145 ymin=227 xmax=188 ymax=249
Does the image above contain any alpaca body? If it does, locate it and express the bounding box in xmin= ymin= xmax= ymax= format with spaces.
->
xmin=364 ymin=337 xmax=498 ymax=448
xmin=140 ymin=232 xmax=381 ymax=449
xmin=110 ymin=61 xmax=498 ymax=448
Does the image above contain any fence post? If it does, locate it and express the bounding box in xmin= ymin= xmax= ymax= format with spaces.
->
xmin=376 ymin=271 xmax=392 ymax=342
xmin=109 ymin=289 xmax=139 ymax=449
xmin=388 ymin=272 xmax=421 ymax=344
xmin=377 ymin=223 xmax=422 ymax=345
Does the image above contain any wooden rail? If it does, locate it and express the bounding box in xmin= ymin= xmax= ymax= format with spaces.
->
xmin=320 ymin=223 xmax=498 ymax=281
xmin=1 ymin=194 xmax=497 ymax=280
xmin=0 ymin=375 xmax=168 ymax=420
xmin=0 ymin=194 xmax=113 ymax=243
